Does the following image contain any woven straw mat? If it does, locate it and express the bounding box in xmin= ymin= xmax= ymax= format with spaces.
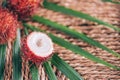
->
xmin=4 ymin=0 xmax=120 ymax=80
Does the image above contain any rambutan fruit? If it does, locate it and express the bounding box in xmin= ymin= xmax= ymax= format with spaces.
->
xmin=21 ymin=32 xmax=53 ymax=63
xmin=0 ymin=8 xmax=19 ymax=44
xmin=7 ymin=0 xmax=41 ymax=19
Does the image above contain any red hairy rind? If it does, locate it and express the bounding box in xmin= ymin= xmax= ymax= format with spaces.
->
xmin=21 ymin=37 xmax=53 ymax=63
xmin=0 ymin=8 xmax=19 ymax=44
xmin=7 ymin=0 xmax=41 ymax=19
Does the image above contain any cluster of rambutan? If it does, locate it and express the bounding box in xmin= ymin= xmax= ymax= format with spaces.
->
xmin=0 ymin=8 xmax=19 ymax=44
xmin=0 ymin=0 xmax=53 ymax=63
xmin=7 ymin=0 xmax=42 ymax=20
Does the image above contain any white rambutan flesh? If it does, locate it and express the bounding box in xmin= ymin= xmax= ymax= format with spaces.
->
xmin=27 ymin=32 xmax=53 ymax=57
xmin=21 ymin=32 xmax=53 ymax=63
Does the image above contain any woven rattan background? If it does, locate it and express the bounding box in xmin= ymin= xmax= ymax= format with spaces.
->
xmin=4 ymin=0 xmax=120 ymax=80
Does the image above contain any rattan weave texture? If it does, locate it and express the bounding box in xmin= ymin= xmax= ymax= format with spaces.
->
xmin=4 ymin=0 xmax=120 ymax=80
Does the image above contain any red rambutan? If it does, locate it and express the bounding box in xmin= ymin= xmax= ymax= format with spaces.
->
xmin=21 ymin=32 xmax=53 ymax=63
xmin=0 ymin=8 xmax=19 ymax=44
xmin=7 ymin=0 xmax=41 ymax=19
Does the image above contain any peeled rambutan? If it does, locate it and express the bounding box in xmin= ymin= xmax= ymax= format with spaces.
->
xmin=21 ymin=32 xmax=53 ymax=63
xmin=7 ymin=0 xmax=41 ymax=19
xmin=0 ymin=8 xmax=19 ymax=44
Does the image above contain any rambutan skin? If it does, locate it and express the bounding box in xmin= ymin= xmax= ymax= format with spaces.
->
xmin=7 ymin=0 xmax=41 ymax=19
xmin=0 ymin=8 xmax=19 ymax=44
xmin=21 ymin=36 xmax=53 ymax=63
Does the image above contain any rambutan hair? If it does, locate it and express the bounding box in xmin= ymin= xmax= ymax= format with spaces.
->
xmin=0 ymin=8 xmax=19 ymax=44
xmin=7 ymin=0 xmax=41 ymax=19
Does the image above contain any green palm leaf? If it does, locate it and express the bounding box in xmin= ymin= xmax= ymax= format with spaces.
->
xmin=49 ymin=33 xmax=120 ymax=70
xmin=23 ymin=23 xmax=120 ymax=70
xmin=102 ymin=0 xmax=120 ymax=4
xmin=30 ymin=63 xmax=40 ymax=80
xmin=52 ymin=54 xmax=83 ymax=80
xmin=32 ymin=16 xmax=120 ymax=58
xmin=2 ymin=0 xmax=7 ymax=7
xmin=0 ymin=44 xmax=7 ymax=80
xmin=12 ymin=29 xmax=22 ymax=80
xmin=43 ymin=0 xmax=120 ymax=32
xmin=43 ymin=61 xmax=57 ymax=80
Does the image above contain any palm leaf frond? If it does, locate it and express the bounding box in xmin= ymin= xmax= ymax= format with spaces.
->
xmin=102 ymin=0 xmax=120 ymax=4
xmin=30 ymin=63 xmax=40 ymax=80
xmin=43 ymin=0 xmax=120 ymax=32
xmin=52 ymin=54 xmax=83 ymax=80
xmin=0 ymin=44 xmax=7 ymax=80
xmin=43 ymin=61 xmax=57 ymax=80
xmin=12 ymin=29 xmax=22 ymax=80
xmin=23 ymin=23 xmax=120 ymax=70
xmin=32 ymin=15 xmax=120 ymax=58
